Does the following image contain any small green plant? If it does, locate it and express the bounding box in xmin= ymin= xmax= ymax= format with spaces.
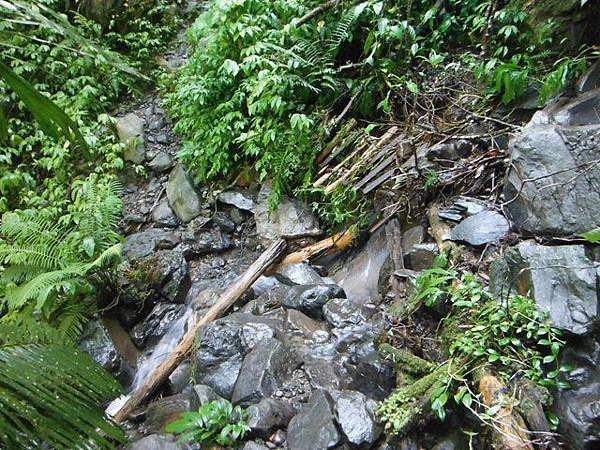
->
xmin=379 ymin=266 xmax=566 ymax=435
xmin=581 ymin=227 xmax=600 ymax=243
xmin=165 ymin=400 xmax=250 ymax=446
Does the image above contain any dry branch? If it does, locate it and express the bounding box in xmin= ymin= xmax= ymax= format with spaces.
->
xmin=112 ymin=239 xmax=287 ymax=422
xmin=293 ymin=0 xmax=345 ymax=27
xmin=274 ymin=227 xmax=358 ymax=270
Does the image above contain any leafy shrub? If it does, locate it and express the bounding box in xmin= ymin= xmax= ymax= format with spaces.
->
xmin=165 ymin=399 xmax=250 ymax=446
xmin=379 ymin=266 xmax=566 ymax=433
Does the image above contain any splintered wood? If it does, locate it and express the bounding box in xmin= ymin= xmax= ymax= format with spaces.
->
xmin=314 ymin=121 xmax=409 ymax=195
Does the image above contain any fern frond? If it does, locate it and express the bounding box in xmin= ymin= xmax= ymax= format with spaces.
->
xmin=325 ymin=10 xmax=358 ymax=59
xmin=0 ymin=343 xmax=124 ymax=449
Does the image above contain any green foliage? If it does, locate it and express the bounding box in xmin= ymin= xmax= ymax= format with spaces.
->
xmin=0 ymin=178 xmax=122 ymax=314
xmin=581 ymin=227 xmax=600 ymax=243
xmin=0 ymin=0 xmax=177 ymax=213
xmin=379 ymin=267 xmax=566 ymax=434
xmin=0 ymin=334 xmax=124 ymax=449
xmin=165 ymin=400 xmax=250 ymax=446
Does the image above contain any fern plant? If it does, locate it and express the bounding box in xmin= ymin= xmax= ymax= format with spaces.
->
xmin=0 ymin=322 xmax=125 ymax=449
xmin=0 ymin=178 xmax=122 ymax=313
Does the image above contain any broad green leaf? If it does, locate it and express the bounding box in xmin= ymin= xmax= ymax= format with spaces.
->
xmin=580 ymin=227 xmax=600 ymax=243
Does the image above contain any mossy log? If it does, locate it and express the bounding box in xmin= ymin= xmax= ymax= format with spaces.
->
xmin=379 ymin=343 xmax=434 ymax=375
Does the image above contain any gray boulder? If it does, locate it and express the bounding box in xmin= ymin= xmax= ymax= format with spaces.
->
xmin=287 ymin=390 xmax=341 ymax=450
xmin=130 ymin=303 xmax=185 ymax=348
xmin=123 ymin=228 xmax=180 ymax=260
xmin=232 ymin=338 xmax=297 ymax=406
xmin=127 ymin=434 xmax=181 ymax=450
xmin=490 ymin=241 xmax=599 ymax=335
xmin=78 ymin=320 xmax=123 ymax=376
xmin=330 ymin=390 xmax=381 ymax=447
xmin=180 ymin=227 xmax=233 ymax=256
xmin=152 ymin=200 xmax=179 ymax=228
xmin=577 ymin=61 xmax=600 ymax=93
xmin=190 ymin=384 xmax=224 ymax=409
xmin=278 ymin=262 xmax=326 ymax=285
xmin=504 ymin=123 xmax=600 ymax=236
xmin=193 ymin=313 xmax=280 ymax=398
xmin=449 ymin=210 xmax=509 ymax=246
xmin=552 ymin=88 xmax=600 ymax=126
xmin=404 ymin=243 xmax=439 ymax=271
xmin=556 ymin=336 xmax=600 ymax=450
xmin=116 ymin=113 xmax=145 ymax=164
xmin=282 ymin=284 xmax=345 ymax=319
xmin=246 ymin=398 xmax=295 ymax=436
xmin=167 ymin=165 xmax=202 ymax=223
xmin=148 ymin=151 xmax=173 ymax=173
xmin=255 ymin=182 xmax=321 ymax=241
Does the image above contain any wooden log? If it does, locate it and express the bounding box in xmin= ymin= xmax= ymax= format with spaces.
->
xmin=112 ymin=239 xmax=287 ymax=423
xmin=516 ymin=380 xmax=561 ymax=450
xmin=274 ymin=227 xmax=358 ymax=270
xmin=317 ymin=118 xmax=357 ymax=165
xmin=293 ymin=0 xmax=344 ymax=27
xmin=379 ymin=343 xmax=433 ymax=375
xmin=477 ymin=371 xmax=534 ymax=450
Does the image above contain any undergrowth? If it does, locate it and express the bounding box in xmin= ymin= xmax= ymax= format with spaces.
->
xmin=166 ymin=0 xmax=594 ymax=216
xmin=378 ymin=261 xmax=566 ymax=437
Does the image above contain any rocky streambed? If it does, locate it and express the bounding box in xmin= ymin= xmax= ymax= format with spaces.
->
xmin=77 ymin=55 xmax=600 ymax=450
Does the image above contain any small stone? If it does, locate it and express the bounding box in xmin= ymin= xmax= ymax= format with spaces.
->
xmin=329 ymin=390 xmax=381 ymax=447
xmin=127 ymin=434 xmax=181 ymax=450
xmin=190 ymin=384 xmax=224 ymax=409
xmin=281 ymin=284 xmax=345 ymax=319
xmin=212 ymin=211 xmax=236 ymax=232
xmin=218 ymin=190 xmax=255 ymax=212
xmin=149 ymin=152 xmax=173 ymax=173
xmin=247 ymin=398 xmax=295 ymax=436
xmin=123 ymin=214 xmax=145 ymax=224
xmin=156 ymin=133 xmax=170 ymax=144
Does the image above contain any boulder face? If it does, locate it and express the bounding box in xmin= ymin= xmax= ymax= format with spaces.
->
xmin=254 ymin=182 xmax=321 ymax=241
xmin=287 ymin=390 xmax=341 ymax=450
xmin=556 ymin=336 xmax=600 ymax=450
xmin=503 ymin=123 xmax=600 ymax=236
xmin=490 ymin=241 xmax=599 ymax=335
xmin=166 ymin=165 xmax=203 ymax=223
xmin=115 ymin=113 xmax=145 ymax=164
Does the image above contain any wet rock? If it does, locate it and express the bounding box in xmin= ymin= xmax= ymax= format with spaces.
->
xmin=553 ymin=88 xmax=600 ymax=126
xmin=449 ymin=210 xmax=509 ymax=246
xmin=145 ymin=393 xmax=192 ymax=434
xmin=152 ymin=200 xmax=179 ymax=228
xmin=438 ymin=196 xmax=491 ymax=222
xmin=126 ymin=248 xmax=189 ymax=303
xmin=116 ymin=112 xmax=145 ymax=164
xmin=181 ymin=227 xmax=233 ymax=256
xmin=404 ymin=243 xmax=439 ymax=271
xmin=285 ymin=309 xmax=327 ymax=337
xmin=123 ymin=228 xmax=180 ymax=259
xmin=282 ymin=284 xmax=345 ymax=319
xmin=243 ymin=443 xmax=270 ymax=450
xmin=155 ymin=133 xmax=170 ymax=144
xmin=130 ymin=303 xmax=185 ymax=348
xmin=78 ymin=320 xmax=123 ymax=375
xmin=577 ymin=61 xmax=600 ymax=93
xmin=149 ymin=152 xmax=173 ymax=172
xmin=127 ymin=434 xmax=181 ymax=450
xmin=278 ymin=263 xmax=325 ymax=285
xmin=428 ymin=139 xmax=471 ymax=161
xmin=123 ymin=213 xmax=145 ymax=224
xmin=232 ymin=338 xmax=297 ymax=406
xmin=322 ymin=297 xmax=370 ymax=329
xmin=401 ymin=224 xmax=425 ymax=253
xmin=212 ymin=211 xmax=236 ymax=232
xmin=190 ymin=384 xmax=224 ymax=409
xmin=332 ymin=228 xmax=390 ymax=304
xmin=490 ymin=241 xmax=599 ymax=335
xmin=346 ymin=349 xmax=395 ymax=401
xmin=303 ymin=357 xmax=349 ymax=391
xmin=330 ymin=390 xmax=381 ymax=447
xmin=287 ymin=390 xmax=341 ymax=450
xmin=247 ymin=398 xmax=295 ymax=436
xmin=556 ymin=336 xmax=600 ymax=450
xmin=218 ymin=190 xmax=255 ymax=212
xmin=255 ymin=182 xmax=321 ymax=241
xmin=169 ymin=360 xmax=191 ymax=394
xmin=166 ymin=165 xmax=202 ymax=223
xmin=504 ymin=124 xmax=600 ymax=236
xmin=193 ymin=313 xmax=280 ymax=398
